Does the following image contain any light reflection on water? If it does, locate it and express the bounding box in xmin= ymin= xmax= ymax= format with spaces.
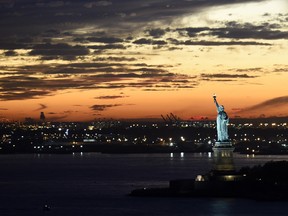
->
xmin=210 ymin=199 xmax=234 ymax=215
xmin=0 ymin=153 xmax=288 ymax=216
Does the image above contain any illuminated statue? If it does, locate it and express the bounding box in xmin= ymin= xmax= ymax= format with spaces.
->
xmin=213 ymin=94 xmax=229 ymax=142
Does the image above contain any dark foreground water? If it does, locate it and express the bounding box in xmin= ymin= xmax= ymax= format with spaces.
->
xmin=0 ymin=152 xmax=288 ymax=216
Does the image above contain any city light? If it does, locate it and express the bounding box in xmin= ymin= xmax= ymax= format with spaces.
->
xmin=0 ymin=119 xmax=286 ymax=154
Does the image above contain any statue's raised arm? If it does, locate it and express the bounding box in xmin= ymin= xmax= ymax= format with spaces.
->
xmin=213 ymin=94 xmax=220 ymax=111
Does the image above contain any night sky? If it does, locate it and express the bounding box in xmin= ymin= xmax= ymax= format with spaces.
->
xmin=0 ymin=0 xmax=287 ymax=121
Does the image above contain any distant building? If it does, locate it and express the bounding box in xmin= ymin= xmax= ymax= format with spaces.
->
xmin=40 ymin=112 xmax=46 ymax=122
xmin=24 ymin=117 xmax=35 ymax=124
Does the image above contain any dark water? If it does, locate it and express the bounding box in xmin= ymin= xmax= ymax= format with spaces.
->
xmin=0 ymin=153 xmax=288 ymax=216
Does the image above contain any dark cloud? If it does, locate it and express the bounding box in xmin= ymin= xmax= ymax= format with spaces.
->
xmin=34 ymin=103 xmax=48 ymax=111
xmin=0 ymin=61 xmax=197 ymax=100
xmin=29 ymin=43 xmax=90 ymax=60
xmin=4 ymin=50 xmax=17 ymax=56
xmin=83 ymin=1 xmax=112 ymax=8
xmin=0 ymin=0 xmax=282 ymax=58
xmin=147 ymin=28 xmax=167 ymax=38
xmin=0 ymin=0 xmax=274 ymax=47
xmin=177 ymin=27 xmax=210 ymax=37
xmin=170 ymin=39 xmax=271 ymax=46
xmin=133 ymin=38 xmax=167 ymax=46
xmin=47 ymin=112 xmax=57 ymax=115
xmin=273 ymin=67 xmax=288 ymax=73
xmin=238 ymin=96 xmax=288 ymax=113
xmin=0 ymin=90 xmax=52 ymax=101
xmin=0 ymin=75 xmax=80 ymax=90
xmin=36 ymin=1 xmax=66 ymax=8
xmin=0 ymin=75 xmax=80 ymax=100
xmin=0 ymin=0 xmax=283 ymax=105
xmin=95 ymin=95 xmax=127 ymax=100
xmin=42 ymin=29 xmax=61 ymax=37
xmin=152 ymin=40 xmax=167 ymax=46
xmin=160 ymin=78 xmax=190 ymax=83
xmin=213 ymin=21 xmax=288 ymax=40
xmin=91 ymin=72 xmax=170 ymax=79
xmin=34 ymin=62 xmax=172 ymax=75
xmin=0 ymin=36 xmax=33 ymax=51
xmin=90 ymin=44 xmax=126 ymax=52
xmin=201 ymin=73 xmax=257 ymax=79
xmin=86 ymin=37 xmax=123 ymax=43
xmin=0 ymin=41 xmax=31 ymax=50
xmin=177 ymin=22 xmax=288 ymax=41
xmin=48 ymin=115 xmax=69 ymax=121
xmin=143 ymin=89 xmax=161 ymax=91
xmin=90 ymin=104 xmax=122 ymax=111
xmin=133 ymin=38 xmax=152 ymax=45
xmin=94 ymin=56 xmax=137 ymax=62
xmin=233 ymin=68 xmax=263 ymax=72
xmin=201 ymin=79 xmax=235 ymax=82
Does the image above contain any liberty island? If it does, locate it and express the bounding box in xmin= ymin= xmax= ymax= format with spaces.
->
xmin=130 ymin=95 xmax=288 ymax=201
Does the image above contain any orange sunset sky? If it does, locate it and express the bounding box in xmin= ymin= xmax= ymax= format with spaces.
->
xmin=0 ymin=0 xmax=287 ymax=122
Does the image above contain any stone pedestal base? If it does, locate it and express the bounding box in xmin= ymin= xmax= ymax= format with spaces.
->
xmin=213 ymin=141 xmax=234 ymax=149
xmin=212 ymin=141 xmax=235 ymax=172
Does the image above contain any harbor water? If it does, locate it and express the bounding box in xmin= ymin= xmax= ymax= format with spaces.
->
xmin=0 ymin=153 xmax=288 ymax=216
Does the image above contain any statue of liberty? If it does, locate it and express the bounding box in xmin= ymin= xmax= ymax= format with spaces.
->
xmin=213 ymin=94 xmax=229 ymax=142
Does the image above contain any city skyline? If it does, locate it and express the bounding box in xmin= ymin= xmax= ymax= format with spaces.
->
xmin=0 ymin=0 xmax=287 ymax=122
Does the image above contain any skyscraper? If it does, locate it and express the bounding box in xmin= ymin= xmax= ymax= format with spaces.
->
xmin=40 ymin=112 xmax=45 ymax=122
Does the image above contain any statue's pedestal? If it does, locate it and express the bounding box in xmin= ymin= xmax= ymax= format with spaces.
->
xmin=212 ymin=141 xmax=235 ymax=172
xmin=193 ymin=141 xmax=241 ymax=193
